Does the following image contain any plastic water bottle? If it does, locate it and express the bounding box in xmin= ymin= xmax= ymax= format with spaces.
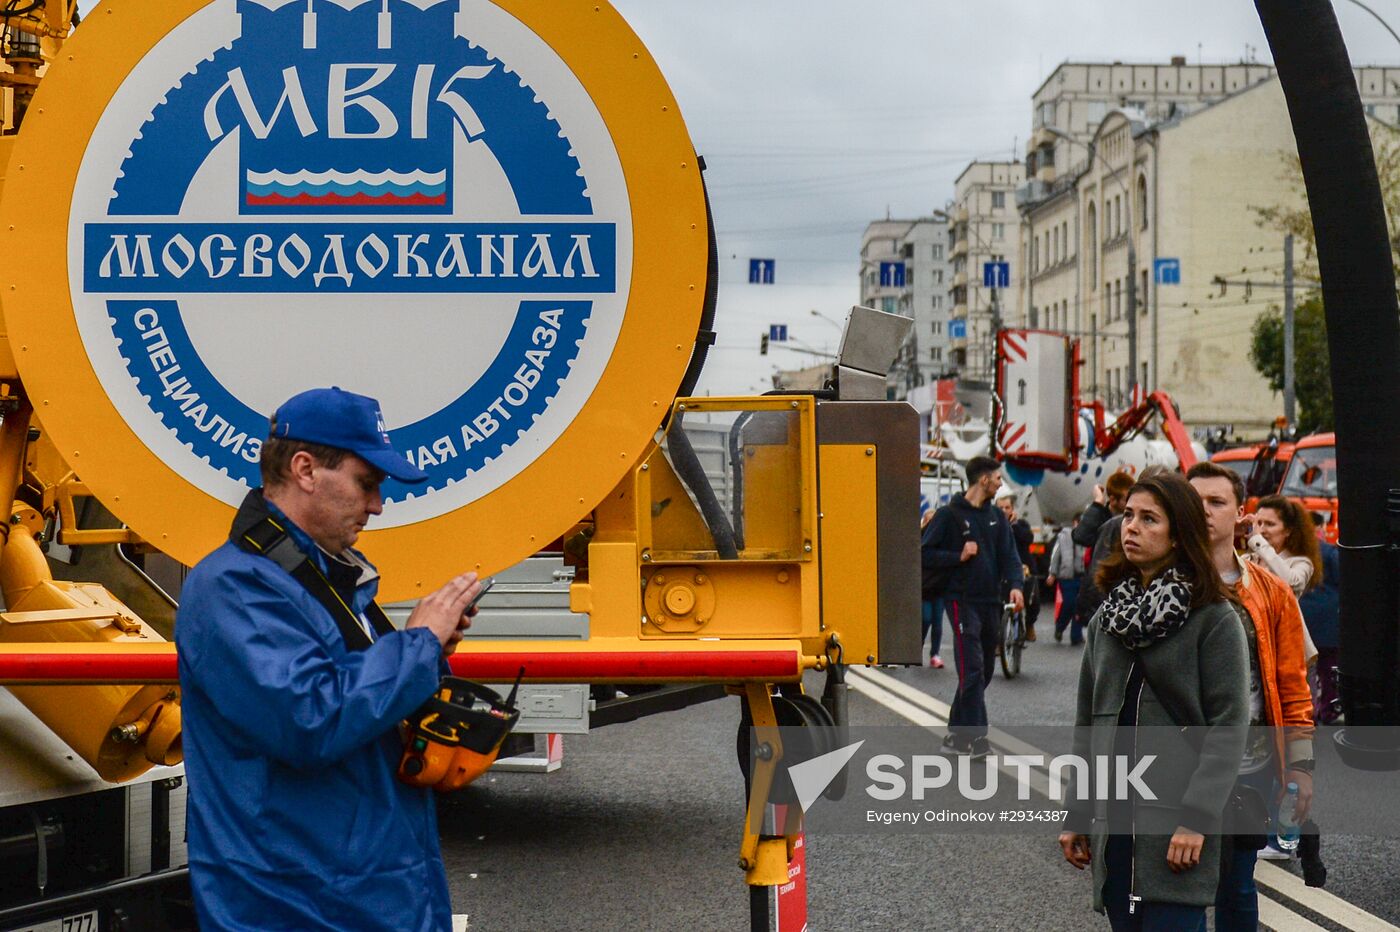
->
xmin=1276 ymin=782 xmax=1301 ymax=852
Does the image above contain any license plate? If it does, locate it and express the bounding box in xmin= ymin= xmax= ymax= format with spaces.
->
xmin=4 ymin=910 xmax=98 ymax=932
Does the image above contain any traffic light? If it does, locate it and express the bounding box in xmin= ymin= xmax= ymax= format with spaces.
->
xmin=760 ymin=332 xmax=769 ymax=355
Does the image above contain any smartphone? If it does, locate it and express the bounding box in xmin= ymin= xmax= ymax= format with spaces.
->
xmin=465 ymin=576 xmax=496 ymax=613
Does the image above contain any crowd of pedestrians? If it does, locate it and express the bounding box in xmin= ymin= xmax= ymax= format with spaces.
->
xmin=921 ymin=458 xmax=1332 ymax=931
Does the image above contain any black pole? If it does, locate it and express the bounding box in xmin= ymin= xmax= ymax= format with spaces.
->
xmin=750 ymin=884 xmax=770 ymax=932
xmin=1255 ymin=0 xmax=1400 ymax=767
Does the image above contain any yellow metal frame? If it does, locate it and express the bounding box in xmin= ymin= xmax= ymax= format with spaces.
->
xmin=0 ymin=0 xmax=711 ymax=601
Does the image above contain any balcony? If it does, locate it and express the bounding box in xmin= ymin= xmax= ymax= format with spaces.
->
xmin=950 ymin=237 xmax=968 ymax=260
xmin=950 ymin=302 xmax=968 ymax=320
xmin=952 ymin=268 xmax=967 ymax=288
xmin=1029 ymin=125 xmax=1058 ymax=150
xmin=1015 ymin=179 xmax=1048 ymax=208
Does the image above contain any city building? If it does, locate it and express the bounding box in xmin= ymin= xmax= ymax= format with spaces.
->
xmin=945 ymin=161 xmax=1024 ymax=384
xmin=858 ymin=216 xmax=952 ymax=397
xmin=1014 ymin=69 xmax=1398 ymax=431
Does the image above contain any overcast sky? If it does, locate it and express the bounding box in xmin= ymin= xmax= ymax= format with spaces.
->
xmin=609 ymin=0 xmax=1400 ymax=395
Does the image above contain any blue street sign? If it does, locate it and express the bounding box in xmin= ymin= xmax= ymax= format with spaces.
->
xmin=1153 ymin=257 xmax=1181 ymax=285
xmin=948 ymin=318 xmax=967 ymax=340
xmin=982 ymin=261 xmax=1010 ymax=289
xmin=768 ymin=324 xmax=788 ymax=342
xmin=749 ymin=258 xmax=775 ymax=284
xmin=879 ymin=261 xmax=906 ymax=288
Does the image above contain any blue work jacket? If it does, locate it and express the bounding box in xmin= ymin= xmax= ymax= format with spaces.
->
xmin=176 ymin=492 xmax=450 ymax=931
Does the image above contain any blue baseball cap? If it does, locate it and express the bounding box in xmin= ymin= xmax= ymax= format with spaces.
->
xmin=271 ymin=387 xmax=428 ymax=484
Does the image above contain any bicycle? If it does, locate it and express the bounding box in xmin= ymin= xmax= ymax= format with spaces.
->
xmin=999 ymin=601 xmax=1026 ymax=679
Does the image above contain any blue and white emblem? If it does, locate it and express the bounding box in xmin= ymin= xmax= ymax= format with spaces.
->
xmin=69 ymin=0 xmax=632 ymax=526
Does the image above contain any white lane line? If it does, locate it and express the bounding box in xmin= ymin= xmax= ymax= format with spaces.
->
xmin=846 ymin=672 xmax=946 ymax=728
xmin=849 ymin=666 xmax=1398 ymax=932
xmin=848 ymin=667 xmax=1054 ymax=798
xmin=452 ymin=916 xmax=469 ymax=932
xmin=1255 ymin=861 xmax=1400 ymax=932
xmin=1258 ymin=893 xmax=1327 ymax=931
xmin=850 ymin=667 xmax=952 ymax=718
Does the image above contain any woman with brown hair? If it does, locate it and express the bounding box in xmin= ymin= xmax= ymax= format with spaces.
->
xmin=1245 ymin=495 xmax=1324 ymax=599
xmin=1059 ymin=470 xmax=1249 ymax=930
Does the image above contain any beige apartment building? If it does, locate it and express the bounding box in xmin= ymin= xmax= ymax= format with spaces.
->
xmin=947 ymin=161 xmax=1024 ymax=384
xmin=1014 ymin=76 xmax=1385 ymax=431
xmin=1014 ymin=61 xmax=1400 ymax=432
xmin=858 ymin=217 xmax=952 ymax=397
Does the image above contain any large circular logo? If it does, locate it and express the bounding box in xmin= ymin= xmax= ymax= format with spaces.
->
xmin=1 ymin=0 xmax=707 ymax=595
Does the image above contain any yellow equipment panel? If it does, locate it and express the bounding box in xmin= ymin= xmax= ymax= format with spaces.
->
xmin=0 ymin=0 xmax=709 ymax=600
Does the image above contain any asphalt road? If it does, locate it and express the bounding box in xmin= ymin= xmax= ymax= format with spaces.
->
xmin=438 ymin=628 xmax=1400 ymax=931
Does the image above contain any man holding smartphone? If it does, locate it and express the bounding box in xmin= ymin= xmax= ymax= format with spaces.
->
xmin=176 ymin=387 xmax=483 ymax=932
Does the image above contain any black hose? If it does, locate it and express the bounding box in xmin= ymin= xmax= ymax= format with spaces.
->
xmin=672 ymin=156 xmax=719 ymax=405
xmin=0 ymin=0 xmax=42 ymax=18
xmin=1256 ymin=0 xmax=1400 ymax=748
xmin=727 ymin=411 xmax=754 ymax=550
xmin=667 ymin=408 xmax=739 ymax=559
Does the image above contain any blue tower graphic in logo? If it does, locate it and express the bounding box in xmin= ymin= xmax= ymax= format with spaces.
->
xmin=94 ymin=0 xmax=613 ymax=502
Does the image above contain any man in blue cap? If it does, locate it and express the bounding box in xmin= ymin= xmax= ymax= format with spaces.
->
xmin=176 ymin=387 xmax=482 ymax=932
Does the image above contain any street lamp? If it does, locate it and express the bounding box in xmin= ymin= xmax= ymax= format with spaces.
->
xmin=1043 ymin=124 xmax=1139 ymax=395
xmin=810 ymin=308 xmax=844 ymax=332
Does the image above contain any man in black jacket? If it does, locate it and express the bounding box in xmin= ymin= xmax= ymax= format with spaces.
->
xmin=921 ymin=455 xmax=1023 ymax=756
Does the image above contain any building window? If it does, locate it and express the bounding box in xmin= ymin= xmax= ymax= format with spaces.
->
xmin=1137 ymin=175 xmax=1149 ymax=230
xmin=932 ymin=295 xmax=941 ymax=310
xmin=1086 ymin=202 xmax=1098 ymax=289
xmin=991 ymin=191 xmax=1006 ymax=209
xmin=992 ymin=223 xmax=1005 ymax=240
xmin=932 ymin=244 xmax=943 ymax=259
xmin=1062 ymin=222 xmax=1070 ymax=258
xmin=933 ymin=270 xmax=944 ymax=284
xmin=1140 ymin=269 xmax=1149 ymax=314
xmin=882 ymin=297 xmax=896 ymax=313
xmin=1113 ymin=279 xmax=1122 ymax=320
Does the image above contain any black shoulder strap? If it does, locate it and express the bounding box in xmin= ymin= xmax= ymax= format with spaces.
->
xmin=237 ymin=517 xmax=387 ymax=652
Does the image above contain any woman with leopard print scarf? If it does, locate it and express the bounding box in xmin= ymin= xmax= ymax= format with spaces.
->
xmin=1059 ymin=470 xmax=1250 ymax=930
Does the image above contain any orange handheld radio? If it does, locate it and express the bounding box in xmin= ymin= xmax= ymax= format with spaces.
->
xmin=397 ymin=671 xmax=523 ymax=792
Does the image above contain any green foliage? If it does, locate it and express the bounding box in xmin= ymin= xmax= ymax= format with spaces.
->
xmin=1251 ymin=119 xmax=1400 ymax=281
xmin=1248 ymin=295 xmax=1333 ymax=431
xmin=1248 ymin=119 xmax=1400 ymax=431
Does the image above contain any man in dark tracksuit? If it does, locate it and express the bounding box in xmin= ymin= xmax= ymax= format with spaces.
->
xmin=922 ymin=456 xmax=1022 ymax=755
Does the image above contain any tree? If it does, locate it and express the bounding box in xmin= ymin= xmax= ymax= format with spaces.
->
xmin=1251 ymin=119 xmax=1400 ymax=281
xmin=1248 ymin=294 xmax=1333 ymax=431
xmin=1248 ymin=118 xmax=1398 ymax=431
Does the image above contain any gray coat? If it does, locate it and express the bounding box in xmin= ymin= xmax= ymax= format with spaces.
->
xmin=1066 ymin=599 xmax=1250 ymax=912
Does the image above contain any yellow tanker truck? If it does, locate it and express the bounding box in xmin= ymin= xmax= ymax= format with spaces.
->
xmin=0 ymin=1 xmax=918 ymax=926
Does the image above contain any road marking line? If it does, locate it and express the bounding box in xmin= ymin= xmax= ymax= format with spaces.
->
xmin=846 ymin=673 xmax=945 ymax=728
xmin=850 ymin=667 xmax=951 ymax=718
xmin=1255 ymin=861 xmax=1400 ymax=932
xmin=849 ymin=666 xmax=1397 ymax=932
xmin=452 ymin=915 xmax=469 ymax=932
xmin=1258 ymin=892 xmax=1326 ymax=931
xmin=849 ymin=667 xmax=1053 ymax=797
